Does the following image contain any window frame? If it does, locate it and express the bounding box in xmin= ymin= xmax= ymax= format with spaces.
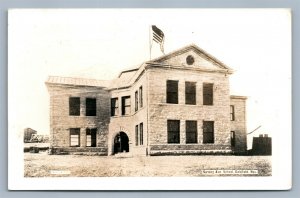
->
xmin=121 ymin=96 xmax=131 ymax=115
xmin=135 ymin=125 xmax=139 ymax=146
xmin=85 ymin=98 xmax=97 ymax=116
xmin=203 ymin=83 xmax=214 ymax=105
xmin=166 ymin=80 xmax=179 ymax=104
xmin=186 ymin=120 xmax=198 ymax=144
xmin=167 ymin=120 xmax=180 ymax=144
xmin=203 ymin=121 xmax=214 ymax=144
xmin=185 ymin=81 xmax=196 ymax=105
xmin=135 ymin=91 xmax=138 ymax=112
xmin=231 ymin=131 xmax=236 ymax=147
xmin=69 ymin=97 xmax=80 ymax=116
xmin=140 ymin=123 xmax=143 ymax=145
xmin=230 ymin=105 xmax=235 ymax=121
xmin=70 ymin=128 xmax=80 ymax=147
xmin=139 ymin=86 xmax=143 ymax=108
xmin=111 ymin=98 xmax=119 ymax=116
xmin=86 ymin=128 xmax=97 ymax=147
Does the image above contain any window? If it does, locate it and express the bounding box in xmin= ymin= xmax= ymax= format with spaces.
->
xmin=139 ymin=86 xmax=143 ymax=108
xmin=86 ymin=128 xmax=97 ymax=147
xmin=70 ymin=128 xmax=80 ymax=147
xmin=111 ymin=98 xmax=119 ymax=116
xmin=69 ymin=97 xmax=80 ymax=116
xmin=185 ymin=82 xmax=196 ymax=105
xmin=86 ymin=98 xmax=96 ymax=116
xmin=135 ymin=91 xmax=138 ymax=112
xmin=203 ymin=121 xmax=214 ymax=144
xmin=167 ymin=80 xmax=178 ymax=104
xmin=231 ymin=131 xmax=235 ymax=147
xmin=230 ymin=105 xmax=235 ymax=121
xmin=203 ymin=83 xmax=213 ymax=105
xmin=121 ymin=96 xmax=131 ymax=115
xmin=135 ymin=125 xmax=139 ymax=146
xmin=140 ymin=123 xmax=143 ymax=145
xmin=167 ymin=120 xmax=180 ymax=143
xmin=186 ymin=121 xmax=197 ymax=143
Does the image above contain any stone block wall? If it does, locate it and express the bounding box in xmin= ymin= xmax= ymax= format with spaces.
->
xmin=230 ymin=96 xmax=247 ymax=154
xmin=108 ymin=73 xmax=148 ymax=156
xmin=146 ymin=67 xmax=232 ymax=154
xmin=47 ymin=84 xmax=110 ymax=155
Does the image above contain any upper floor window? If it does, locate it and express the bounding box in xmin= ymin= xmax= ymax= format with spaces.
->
xmin=167 ymin=80 xmax=178 ymax=104
xmin=135 ymin=91 xmax=138 ymax=112
xmin=86 ymin=98 xmax=96 ymax=116
xmin=167 ymin=120 xmax=180 ymax=144
xmin=69 ymin=97 xmax=80 ymax=116
xmin=139 ymin=86 xmax=143 ymax=108
xmin=185 ymin=82 xmax=196 ymax=105
xmin=111 ymin=98 xmax=119 ymax=116
xmin=230 ymin=105 xmax=235 ymax=121
xmin=121 ymin=96 xmax=131 ymax=115
xmin=203 ymin=83 xmax=213 ymax=105
xmin=186 ymin=120 xmax=197 ymax=144
xmin=203 ymin=121 xmax=214 ymax=144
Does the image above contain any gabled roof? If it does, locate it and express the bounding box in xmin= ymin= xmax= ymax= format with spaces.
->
xmin=148 ymin=43 xmax=232 ymax=71
xmin=46 ymin=76 xmax=110 ymax=88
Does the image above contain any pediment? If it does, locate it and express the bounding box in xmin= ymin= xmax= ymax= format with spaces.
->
xmin=150 ymin=44 xmax=232 ymax=72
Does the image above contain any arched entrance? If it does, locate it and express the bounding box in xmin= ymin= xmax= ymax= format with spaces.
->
xmin=113 ymin=132 xmax=129 ymax=154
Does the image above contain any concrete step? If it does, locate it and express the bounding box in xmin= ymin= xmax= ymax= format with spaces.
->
xmin=114 ymin=152 xmax=133 ymax=158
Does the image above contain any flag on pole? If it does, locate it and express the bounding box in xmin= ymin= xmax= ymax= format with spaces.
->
xmin=151 ymin=25 xmax=165 ymax=53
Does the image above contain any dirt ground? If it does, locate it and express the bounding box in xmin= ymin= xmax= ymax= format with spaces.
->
xmin=24 ymin=152 xmax=271 ymax=177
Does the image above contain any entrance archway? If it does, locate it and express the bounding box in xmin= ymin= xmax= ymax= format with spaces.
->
xmin=113 ymin=132 xmax=129 ymax=154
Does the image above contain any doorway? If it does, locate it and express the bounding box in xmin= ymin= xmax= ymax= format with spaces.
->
xmin=113 ymin=132 xmax=129 ymax=154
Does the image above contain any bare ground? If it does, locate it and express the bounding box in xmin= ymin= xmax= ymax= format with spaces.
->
xmin=24 ymin=152 xmax=271 ymax=177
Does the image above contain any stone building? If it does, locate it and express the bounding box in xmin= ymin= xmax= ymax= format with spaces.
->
xmin=46 ymin=44 xmax=247 ymax=156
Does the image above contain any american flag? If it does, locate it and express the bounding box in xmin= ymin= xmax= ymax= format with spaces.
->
xmin=152 ymin=25 xmax=165 ymax=53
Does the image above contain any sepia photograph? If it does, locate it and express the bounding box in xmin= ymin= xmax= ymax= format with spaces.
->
xmin=8 ymin=9 xmax=291 ymax=190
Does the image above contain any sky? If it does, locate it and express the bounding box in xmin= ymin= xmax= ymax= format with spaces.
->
xmin=8 ymin=9 xmax=291 ymax=149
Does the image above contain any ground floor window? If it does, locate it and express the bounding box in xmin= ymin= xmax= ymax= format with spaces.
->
xmin=167 ymin=120 xmax=180 ymax=143
xmin=186 ymin=120 xmax=197 ymax=143
xmin=86 ymin=128 xmax=97 ymax=147
xmin=70 ymin=128 xmax=80 ymax=147
xmin=203 ymin=121 xmax=214 ymax=144
xmin=231 ymin=131 xmax=235 ymax=147
xmin=140 ymin=123 xmax=143 ymax=145
xmin=135 ymin=125 xmax=139 ymax=146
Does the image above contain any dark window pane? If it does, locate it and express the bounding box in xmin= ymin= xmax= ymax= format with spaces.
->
xmin=203 ymin=83 xmax=213 ymax=105
xmin=69 ymin=97 xmax=80 ymax=116
xmin=140 ymin=123 xmax=143 ymax=145
xmin=86 ymin=128 xmax=97 ymax=147
xmin=186 ymin=120 xmax=197 ymax=143
xmin=135 ymin=91 xmax=138 ymax=112
xmin=203 ymin=132 xmax=214 ymax=144
xmin=139 ymin=86 xmax=143 ymax=108
xmin=135 ymin=125 xmax=139 ymax=146
xmin=203 ymin=121 xmax=214 ymax=144
xmin=121 ymin=96 xmax=131 ymax=115
xmin=231 ymin=131 xmax=235 ymax=147
xmin=111 ymin=98 xmax=119 ymax=116
xmin=86 ymin=98 xmax=96 ymax=116
xmin=167 ymin=80 xmax=178 ymax=104
xmin=230 ymin=105 xmax=235 ymax=121
xmin=185 ymin=82 xmax=196 ymax=105
xmin=167 ymin=120 xmax=180 ymax=143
